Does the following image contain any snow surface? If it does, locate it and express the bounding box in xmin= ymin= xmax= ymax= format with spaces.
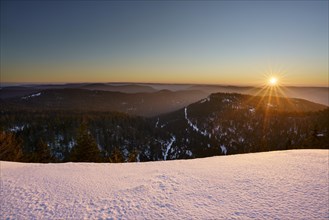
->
xmin=1 ymin=150 xmax=328 ymax=219
xmin=155 ymin=118 xmax=159 ymax=128
xmin=21 ymin=92 xmax=41 ymax=100
xmin=184 ymin=107 xmax=210 ymax=137
xmin=9 ymin=125 xmax=25 ymax=132
xmin=163 ymin=135 xmax=176 ymax=161
xmin=220 ymin=145 xmax=227 ymax=155
xmin=200 ymin=97 xmax=210 ymax=104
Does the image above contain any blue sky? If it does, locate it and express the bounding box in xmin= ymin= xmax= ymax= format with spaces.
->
xmin=1 ymin=1 xmax=328 ymax=86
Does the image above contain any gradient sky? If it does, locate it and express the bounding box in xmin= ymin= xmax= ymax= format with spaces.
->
xmin=1 ymin=1 xmax=328 ymax=86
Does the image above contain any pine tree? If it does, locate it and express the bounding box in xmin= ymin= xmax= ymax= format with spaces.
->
xmin=0 ymin=130 xmax=23 ymax=162
xmin=127 ymin=148 xmax=139 ymax=162
xmin=70 ymin=123 xmax=101 ymax=162
xmin=34 ymin=138 xmax=52 ymax=163
xmin=109 ymin=147 xmax=124 ymax=163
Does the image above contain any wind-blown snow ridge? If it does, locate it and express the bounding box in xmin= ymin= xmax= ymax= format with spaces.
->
xmin=1 ymin=150 xmax=328 ymax=219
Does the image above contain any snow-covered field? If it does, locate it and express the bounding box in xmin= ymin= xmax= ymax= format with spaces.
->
xmin=1 ymin=150 xmax=328 ymax=219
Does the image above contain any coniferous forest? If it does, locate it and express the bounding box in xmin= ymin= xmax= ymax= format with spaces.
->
xmin=1 ymin=91 xmax=328 ymax=163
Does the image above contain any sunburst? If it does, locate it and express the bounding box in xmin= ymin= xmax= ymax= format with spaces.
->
xmin=268 ymin=77 xmax=278 ymax=86
xmin=242 ymin=70 xmax=298 ymax=141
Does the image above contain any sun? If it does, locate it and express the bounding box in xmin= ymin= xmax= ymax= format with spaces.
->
xmin=268 ymin=77 xmax=278 ymax=86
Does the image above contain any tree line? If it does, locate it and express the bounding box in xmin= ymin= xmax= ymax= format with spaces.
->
xmin=0 ymin=122 xmax=138 ymax=163
xmin=0 ymin=106 xmax=328 ymax=163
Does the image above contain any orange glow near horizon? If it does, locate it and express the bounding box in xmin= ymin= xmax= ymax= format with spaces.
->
xmin=1 ymin=62 xmax=328 ymax=87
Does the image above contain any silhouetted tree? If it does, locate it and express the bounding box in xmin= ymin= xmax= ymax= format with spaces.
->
xmin=127 ymin=148 xmax=139 ymax=162
xmin=70 ymin=123 xmax=101 ymax=162
xmin=0 ymin=130 xmax=23 ymax=162
xmin=32 ymin=138 xmax=52 ymax=163
xmin=109 ymin=147 xmax=124 ymax=163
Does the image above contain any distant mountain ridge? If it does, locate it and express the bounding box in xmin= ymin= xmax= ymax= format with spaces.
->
xmin=1 ymin=88 xmax=208 ymax=117
xmin=1 ymin=83 xmax=328 ymax=106
xmin=189 ymin=85 xmax=329 ymax=106
xmin=80 ymin=83 xmax=158 ymax=93
xmin=0 ymin=83 xmax=157 ymax=99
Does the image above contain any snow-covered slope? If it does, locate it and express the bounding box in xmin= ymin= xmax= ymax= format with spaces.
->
xmin=1 ymin=150 xmax=328 ymax=219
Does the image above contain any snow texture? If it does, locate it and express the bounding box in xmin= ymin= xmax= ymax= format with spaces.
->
xmin=1 ymin=150 xmax=328 ymax=219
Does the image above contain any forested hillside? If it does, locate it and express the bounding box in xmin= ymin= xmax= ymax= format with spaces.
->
xmin=1 ymin=92 xmax=328 ymax=162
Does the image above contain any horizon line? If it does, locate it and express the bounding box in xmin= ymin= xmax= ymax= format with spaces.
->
xmin=1 ymin=81 xmax=328 ymax=88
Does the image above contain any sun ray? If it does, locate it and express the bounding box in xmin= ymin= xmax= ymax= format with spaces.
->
xmin=243 ymin=70 xmax=293 ymax=142
xmin=244 ymin=68 xmax=295 ymax=115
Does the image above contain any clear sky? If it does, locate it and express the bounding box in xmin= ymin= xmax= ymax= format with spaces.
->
xmin=1 ymin=1 xmax=328 ymax=86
